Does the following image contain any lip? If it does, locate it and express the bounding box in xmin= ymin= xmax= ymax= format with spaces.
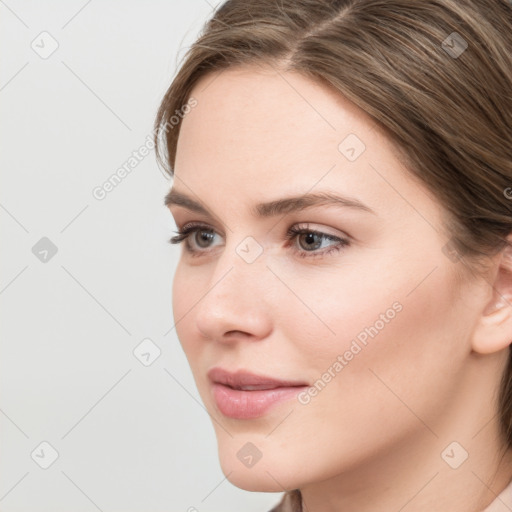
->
xmin=207 ymin=367 xmax=308 ymax=389
xmin=208 ymin=367 xmax=309 ymax=419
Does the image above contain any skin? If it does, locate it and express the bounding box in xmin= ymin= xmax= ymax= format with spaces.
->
xmin=167 ymin=63 xmax=512 ymax=511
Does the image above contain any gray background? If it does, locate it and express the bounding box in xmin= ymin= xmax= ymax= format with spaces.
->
xmin=0 ymin=1 xmax=283 ymax=510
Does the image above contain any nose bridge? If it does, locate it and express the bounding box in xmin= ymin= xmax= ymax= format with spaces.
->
xmin=208 ymin=235 xmax=267 ymax=304
xmin=194 ymin=235 xmax=272 ymax=339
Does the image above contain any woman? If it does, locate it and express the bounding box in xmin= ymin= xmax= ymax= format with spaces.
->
xmin=154 ymin=1 xmax=512 ymax=510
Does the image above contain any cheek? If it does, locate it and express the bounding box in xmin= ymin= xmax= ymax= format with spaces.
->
xmin=171 ymin=263 xmax=199 ymax=355
xmin=275 ymin=243 xmax=469 ymax=405
xmin=291 ymin=257 xmax=469 ymax=429
xmin=269 ymin=258 xmax=405 ymax=369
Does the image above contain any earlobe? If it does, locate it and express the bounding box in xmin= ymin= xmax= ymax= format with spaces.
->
xmin=471 ymin=241 xmax=512 ymax=355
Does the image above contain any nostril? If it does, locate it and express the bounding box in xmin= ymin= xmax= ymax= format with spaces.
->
xmin=225 ymin=327 xmax=256 ymax=337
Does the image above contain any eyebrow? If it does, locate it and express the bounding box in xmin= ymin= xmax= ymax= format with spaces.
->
xmin=164 ymin=188 xmax=376 ymax=217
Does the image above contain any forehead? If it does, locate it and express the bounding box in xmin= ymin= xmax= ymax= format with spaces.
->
xmin=173 ymin=64 xmax=437 ymax=225
xmin=179 ymin=64 xmax=374 ymax=159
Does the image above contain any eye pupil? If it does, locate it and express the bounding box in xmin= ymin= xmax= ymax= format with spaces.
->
xmin=300 ymin=232 xmax=321 ymax=251
xmin=196 ymin=230 xmax=214 ymax=248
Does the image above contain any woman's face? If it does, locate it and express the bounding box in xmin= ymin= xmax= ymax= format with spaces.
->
xmin=167 ymin=64 xmax=490 ymax=492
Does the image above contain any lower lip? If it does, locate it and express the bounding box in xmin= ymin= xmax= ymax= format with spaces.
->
xmin=211 ymin=383 xmax=308 ymax=419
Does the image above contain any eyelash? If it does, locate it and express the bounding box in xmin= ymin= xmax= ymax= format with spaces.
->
xmin=167 ymin=222 xmax=350 ymax=259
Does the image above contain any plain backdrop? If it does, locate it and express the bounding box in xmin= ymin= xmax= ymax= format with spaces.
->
xmin=0 ymin=1 xmax=283 ymax=510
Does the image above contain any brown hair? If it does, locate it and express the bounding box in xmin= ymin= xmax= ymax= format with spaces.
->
xmin=154 ymin=0 xmax=512 ymax=449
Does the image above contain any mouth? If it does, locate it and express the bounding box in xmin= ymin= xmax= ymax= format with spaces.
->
xmin=222 ymin=383 xmax=289 ymax=391
xmin=207 ymin=367 xmax=309 ymax=419
xmin=207 ymin=367 xmax=308 ymax=389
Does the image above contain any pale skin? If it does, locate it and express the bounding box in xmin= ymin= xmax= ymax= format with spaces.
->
xmin=166 ymin=63 xmax=512 ymax=511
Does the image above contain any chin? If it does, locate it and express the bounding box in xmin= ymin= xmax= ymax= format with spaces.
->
xmin=217 ymin=446 xmax=302 ymax=493
xmin=222 ymin=465 xmax=293 ymax=493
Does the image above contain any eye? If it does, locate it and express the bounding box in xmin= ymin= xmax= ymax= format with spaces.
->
xmin=168 ymin=222 xmax=221 ymax=256
xmin=168 ymin=222 xmax=350 ymax=259
xmin=285 ymin=224 xmax=350 ymax=259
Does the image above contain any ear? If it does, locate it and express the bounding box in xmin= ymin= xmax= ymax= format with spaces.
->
xmin=471 ymin=238 xmax=512 ymax=355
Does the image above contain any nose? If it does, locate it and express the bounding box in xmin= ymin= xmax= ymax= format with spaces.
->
xmin=194 ymin=245 xmax=274 ymax=344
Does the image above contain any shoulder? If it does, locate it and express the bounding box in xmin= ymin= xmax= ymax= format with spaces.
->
xmin=268 ymin=490 xmax=302 ymax=512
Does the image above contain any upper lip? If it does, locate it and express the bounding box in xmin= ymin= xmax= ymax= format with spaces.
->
xmin=208 ymin=367 xmax=308 ymax=390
